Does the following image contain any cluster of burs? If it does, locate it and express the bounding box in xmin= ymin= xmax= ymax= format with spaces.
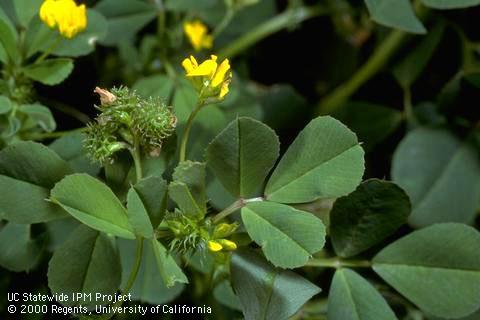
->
xmin=84 ymin=87 xmax=177 ymax=163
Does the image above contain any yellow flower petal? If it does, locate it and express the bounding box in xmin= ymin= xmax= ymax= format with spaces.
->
xmin=211 ymin=59 xmax=230 ymax=87
xmin=39 ymin=0 xmax=87 ymax=39
xmin=218 ymin=239 xmax=237 ymax=251
xmin=182 ymin=58 xmax=195 ymax=74
xmin=207 ymin=240 xmax=223 ymax=252
xmin=184 ymin=20 xmax=213 ymax=51
xmin=219 ymin=81 xmax=230 ymax=99
xmin=186 ymin=59 xmax=217 ymax=78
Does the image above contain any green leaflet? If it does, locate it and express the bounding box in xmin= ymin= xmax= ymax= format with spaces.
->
xmin=373 ymin=223 xmax=480 ymax=319
xmin=118 ymin=239 xmax=184 ymax=304
xmin=364 ymin=0 xmax=426 ymax=34
xmin=22 ymin=58 xmax=74 ymax=86
xmin=48 ymin=225 xmax=121 ymax=307
xmin=241 ymin=201 xmax=326 ymax=268
xmin=265 ymin=116 xmax=364 ymax=204
xmin=328 ymin=269 xmax=397 ymax=320
xmin=50 ymin=173 xmax=135 ymax=239
xmin=169 ymin=161 xmax=207 ymax=218
xmin=127 ymin=186 xmax=154 ymax=239
xmin=392 ymin=128 xmax=480 ymax=227
xmin=231 ymin=249 xmax=321 ymax=320
xmin=0 ymin=141 xmax=72 ymax=223
xmin=421 ymin=0 xmax=480 ymax=9
xmin=151 ymin=239 xmax=189 ymax=288
xmin=330 ymin=179 xmax=411 ymax=257
xmin=0 ymin=223 xmax=46 ymax=272
xmin=206 ymin=117 xmax=279 ymax=198
xmin=95 ymin=0 xmax=156 ymax=46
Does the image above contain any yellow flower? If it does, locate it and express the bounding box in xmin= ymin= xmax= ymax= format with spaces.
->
xmin=217 ymin=239 xmax=237 ymax=251
xmin=207 ymin=240 xmax=223 ymax=252
xmin=39 ymin=0 xmax=87 ymax=39
xmin=181 ymin=55 xmax=232 ymax=100
xmin=184 ymin=20 xmax=213 ymax=51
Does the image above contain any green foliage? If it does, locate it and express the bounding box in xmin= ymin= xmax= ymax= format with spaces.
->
xmin=22 ymin=58 xmax=74 ymax=86
xmin=169 ymin=161 xmax=207 ymax=218
xmin=206 ymin=117 xmax=279 ymax=198
xmin=241 ymin=201 xmax=326 ymax=268
xmin=393 ymin=22 xmax=445 ymax=88
xmin=231 ymin=250 xmax=321 ymax=320
xmin=364 ymin=0 xmax=426 ymax=34
xmin=373 ymin=223 xmax=480 ymax=319
xmin=421 ymin=0 xmax=480 ymax=9
xmin=0 ymin=223 xmax=45 ymax=272
xmin=0 ymin=141 xmax=72 ymax=223
xmin=130 ymin=176 xmax=168 ymax=229
xmin=127 ymin=186 xmax=154 ymax=238
xmin=48 ymin=225 xmax=121 ymax=306
xmin=151 ymin=239 xmax=189 ymax=287
xmin=330 ymin=179 xmax=411 ymax=257
xmin=392 ymin=128 xmax=480 ymax=227
xmin=328 ymin=269 xmax=397 ymax=320
xmin=265 ymin=116 xmax=365 ymax=203
xmin=95 ymin=0 xmax=157 ymax=46
xmin=333 ymin=102 xmax=403 ymax=151
xmin=118 ymin=239 xmax=185 ymax=304
xmin=1 ymin=0 xmax=480 ymax=319
xmin=50 ymin=174 xmax=135 ymax=239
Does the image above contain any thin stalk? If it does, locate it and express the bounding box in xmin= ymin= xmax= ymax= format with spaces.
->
xmin=217 ymin=5 xmax=327 ymax=60
xmin=212 ymin=197 xmax=263 ymax=223
xmin=105 ymin=237 xmax=144 ymax=319
xmin=34 ymin=36 xmax=62 ymax=64
xmin=316 ymin=29 xmax=407 ymax=115
xmin=179 ymin=99 xmax=203 ymax=162
xmin=306 ymin=257 xmax=371 ymax=269
xmin=316 ymin=0 xmax=428 ymax=115
xmin=103 ymin=138 xmax=146 ymax=319
xmin=130 ymin=136 xmax=143 ymax=182
xmin=212 ymin=7 xmax=235 ymax=37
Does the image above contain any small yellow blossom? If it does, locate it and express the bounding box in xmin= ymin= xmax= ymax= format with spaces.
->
xmin=207 ymin=240 xmax=223 ymax=252
xmin=182 ymin=55 xmax=232 ymax=100
xmin=184 ymin=20 xmax=213 ymax=51
xmin=217 ymin=239 xmax=237 ymax=251
xmin=213 ymin=222 xmax=238 ymax=239
xmin=40 ymin=0 xmax=87 ymax=39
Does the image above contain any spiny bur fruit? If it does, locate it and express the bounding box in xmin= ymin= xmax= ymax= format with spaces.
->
xmin=84 ymin=86 xmax=176 ymax=163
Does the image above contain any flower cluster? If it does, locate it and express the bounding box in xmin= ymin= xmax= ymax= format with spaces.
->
xmin=84 ymin=87 xmax=176 ymax=163
xmin=163 ymin=212 xmax=238 ymax=254
xmin=39 ymin=0 xmax=87 ymax=39
xmin=182 ymin=55 xmax=232 ymax=101
xmin=207 ymin=223 xmax=238 ymax=252
xmin=184 ymin=20 xmax=213 ymax=51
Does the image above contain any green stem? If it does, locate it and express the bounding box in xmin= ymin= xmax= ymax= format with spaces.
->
xmin=34 ymin=35 xmax=62 ymax=64
xmin=130 ymin=137 xmax=143 ymax=182
xmin=306 ymin=257 xmax=371 ymax=269
xmin=103 ymin=147 xmax=145 ymax=318
xmin=179 ymin=100 xmax=204 ymax=162
xmin=105 ymin=237 xmax=144 ymax=319
xmin=316 ymin=29 xmax=407 ymax=115
xmin=212 ymin=197 xmax=263 ymax=223
xmin=217 ymin=5 xmax=327 ymax=60
xmin=212 ymin=7 xmax=235 ymax=37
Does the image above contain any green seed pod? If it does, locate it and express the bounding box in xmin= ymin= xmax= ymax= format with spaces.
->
xmin=83 ymin=123 xmax=126 ymax=163
xmin=131 ymin=97 xmax=177 ymax=154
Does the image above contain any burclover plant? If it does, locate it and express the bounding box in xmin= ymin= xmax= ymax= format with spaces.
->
xmin=1 ymin=0 xmax=480 ymax=319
